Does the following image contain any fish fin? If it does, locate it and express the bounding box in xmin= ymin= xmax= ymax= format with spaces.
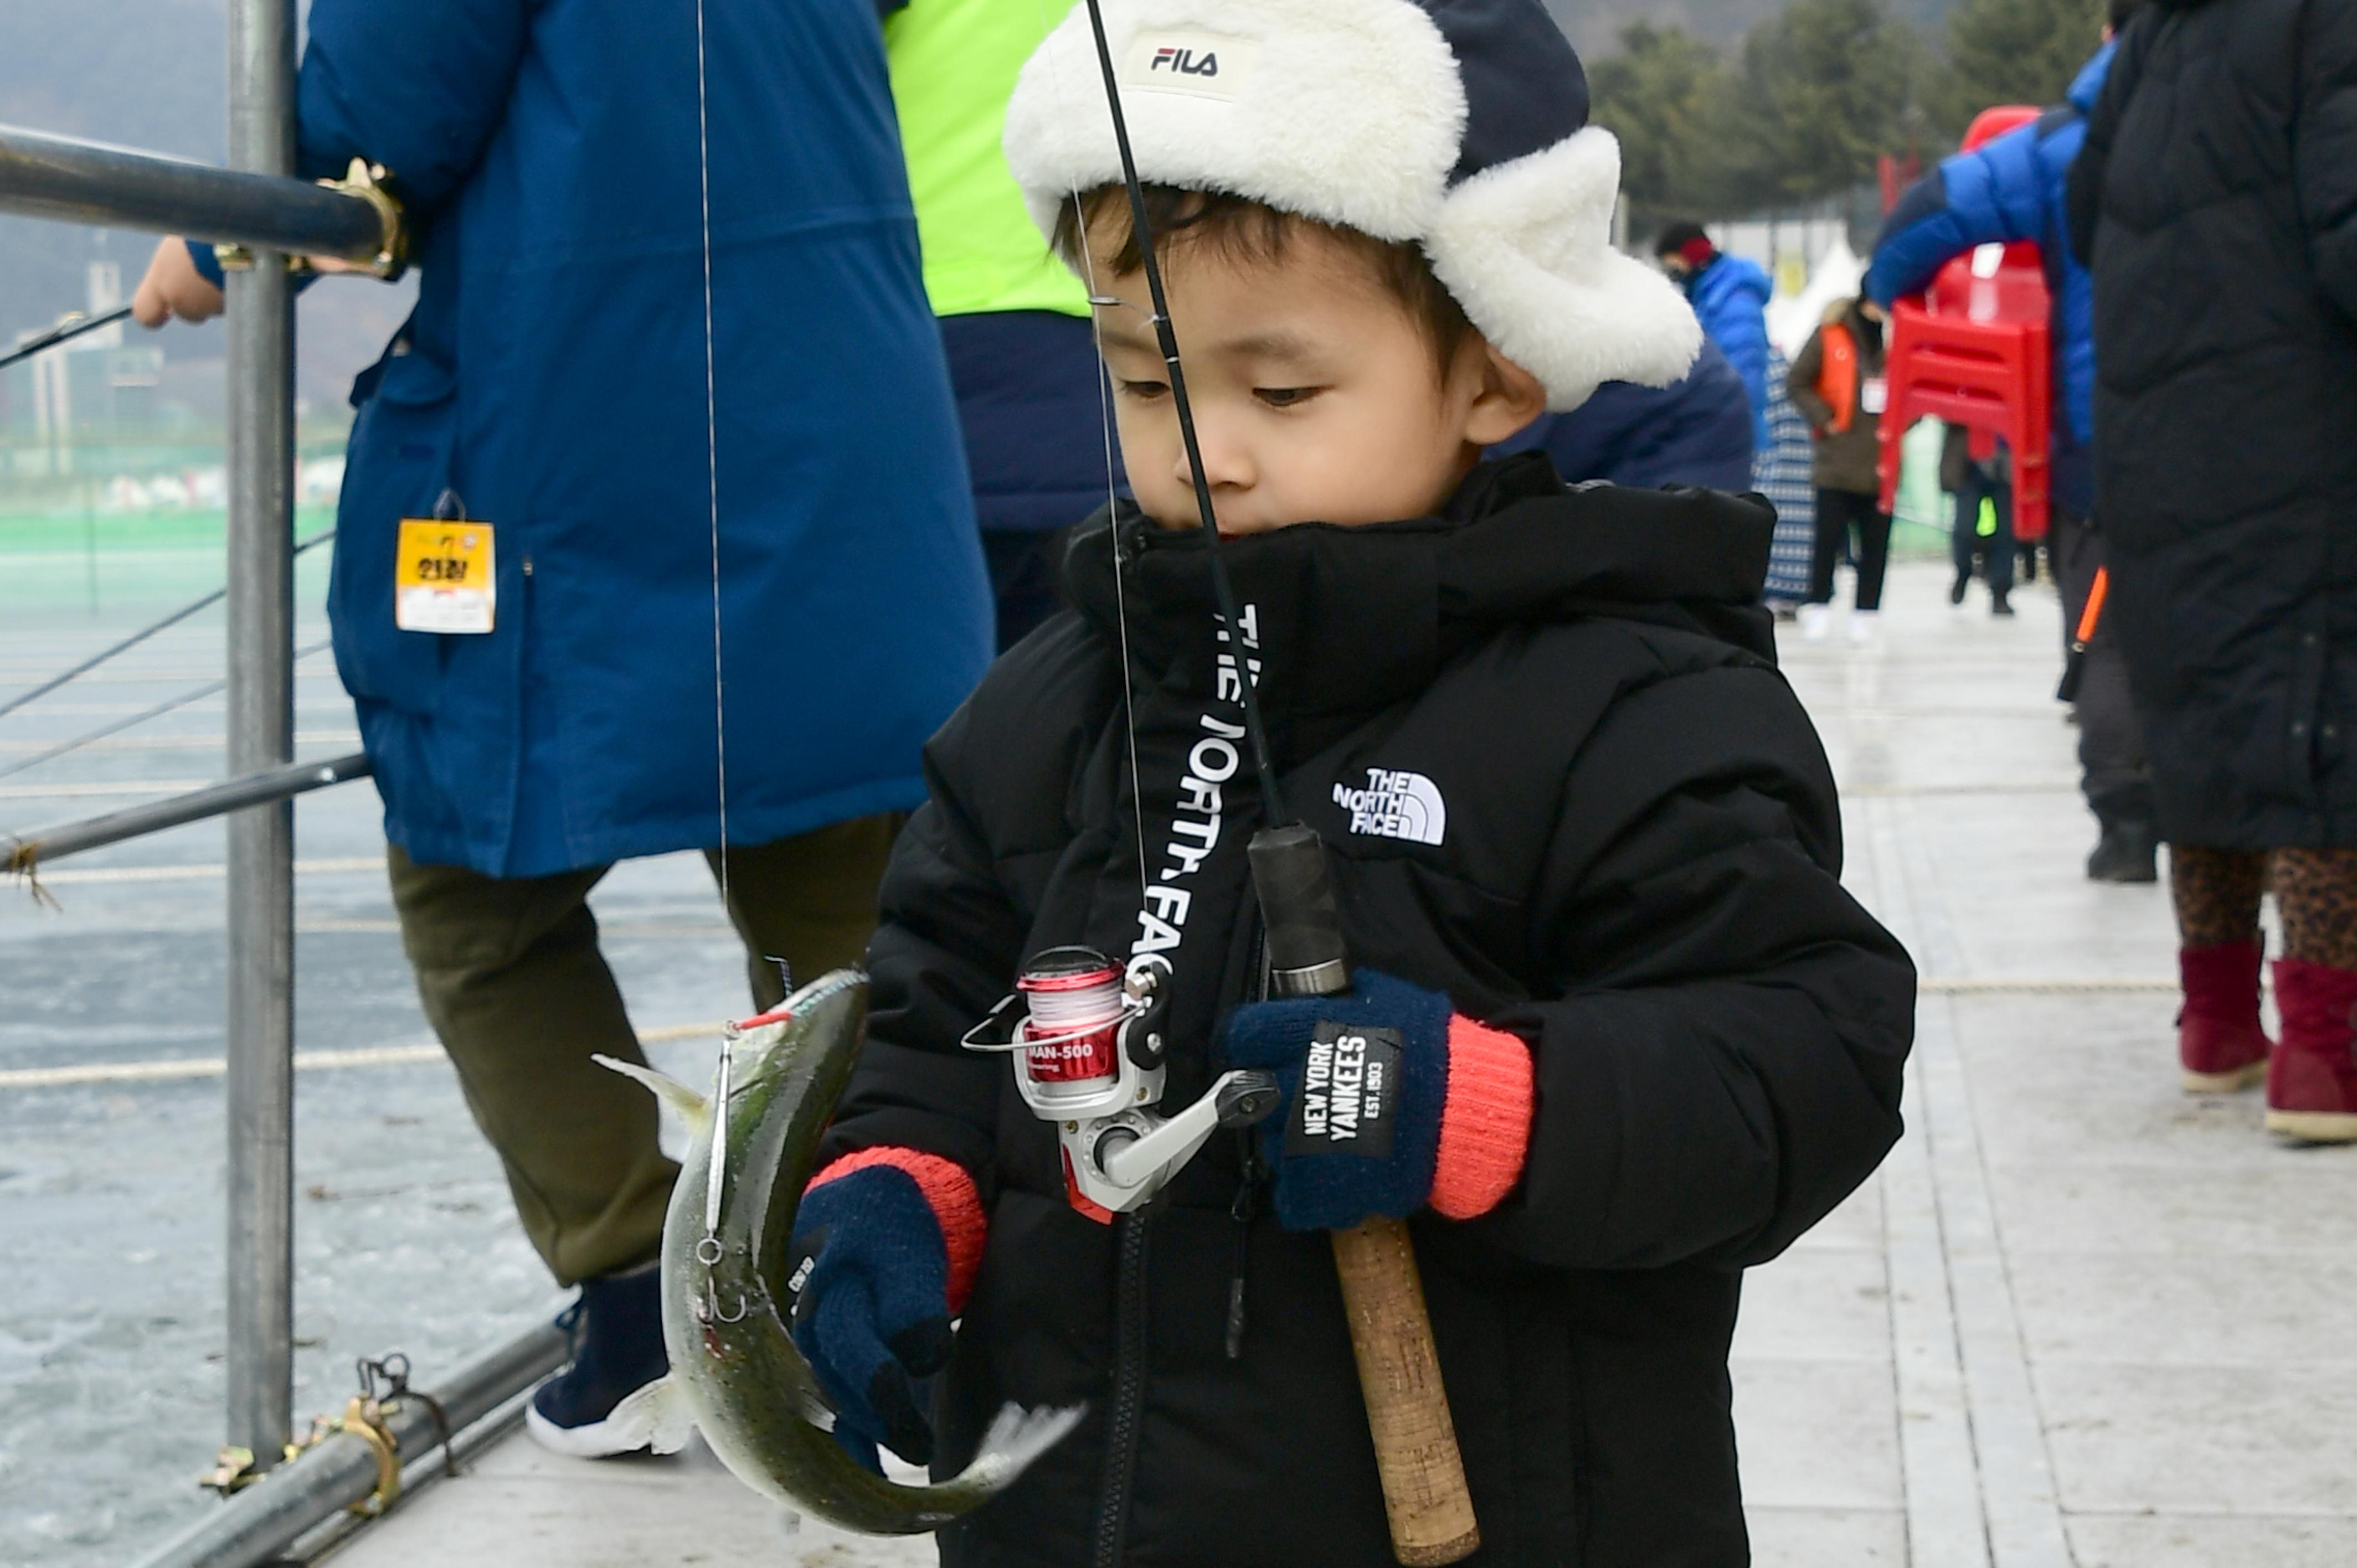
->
xmin=948 ymin=1402 xmax=1088 ymax=1492
xmin=593 ymin=1054 xmax=711 ymax=1129
xmin=602 ymin=1375 xmax=697 ymax=1456
xmin=795 ymin=1388 xmax=837 ymax=1433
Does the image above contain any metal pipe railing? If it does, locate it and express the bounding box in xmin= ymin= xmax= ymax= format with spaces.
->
xmin=2 ymin=754 xmax=372 ymax=874
xmin=125 ymin=1321 xmax=570 ymax=1568
xmin=0 ymin=123 xmax=388 ymax=261
xmin=222 ymin=0 xmax=301 ymax=1474
xmin=0 ymin=17 xmax=541 ymax=1558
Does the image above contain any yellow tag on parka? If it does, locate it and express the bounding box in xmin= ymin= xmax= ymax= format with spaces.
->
xmin=394 ymin=518 xmax=495 ymax=635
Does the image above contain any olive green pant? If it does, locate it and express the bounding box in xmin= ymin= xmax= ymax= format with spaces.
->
xmin=387 ymin=816 xmax=899 ymax=1286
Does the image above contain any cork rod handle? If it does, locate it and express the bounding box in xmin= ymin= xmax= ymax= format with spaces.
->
xmin=1331 ymin=1215 xmax=1481 ymax=1566
xmin=1248 ymin=824 xmax=1479 ymax=1565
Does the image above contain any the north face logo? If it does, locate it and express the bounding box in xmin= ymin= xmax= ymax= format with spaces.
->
xmin=1334 ymin=768 xmax=1446 ymax=846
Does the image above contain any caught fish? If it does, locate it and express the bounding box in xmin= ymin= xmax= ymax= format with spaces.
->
xmin=594 ymin=968 xmax=1081 ymax=1533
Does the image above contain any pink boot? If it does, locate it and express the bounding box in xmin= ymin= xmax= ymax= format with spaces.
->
xmin=2265 ymin=958 xmax=2357 ymax=1142
xmin=2178 ymin=940 xmax=2273 ymax=1092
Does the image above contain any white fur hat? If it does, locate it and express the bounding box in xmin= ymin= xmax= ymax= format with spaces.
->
xmin=1002 ymin=0 xmax=1702 ymax=411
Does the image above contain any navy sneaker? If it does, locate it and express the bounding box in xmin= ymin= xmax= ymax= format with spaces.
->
xmin=524 ymin=1262 xmax=670 ymax=1457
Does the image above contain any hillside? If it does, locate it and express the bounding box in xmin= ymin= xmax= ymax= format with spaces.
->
xmin=1546 ymin=0 xmax=1958 ymax=54
xmin=0 ymin=0 xmax=1964 ymax=411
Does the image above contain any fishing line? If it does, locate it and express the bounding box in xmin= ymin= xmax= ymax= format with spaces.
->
xmin=0 ymin=528 xmax=336 ymax=724
xmin=1075 ymin=0 xmax=1289 ymax=829
xmin=692 ymin=0 xmax=729 ymax=912
xmin=0 ymin=636 xmax=333 ymax=783
xmin=1033 ymin=0 xmax=1151 ymax=896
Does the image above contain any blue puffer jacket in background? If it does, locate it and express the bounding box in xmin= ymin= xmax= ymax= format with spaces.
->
xmin=296 ymin=0 xmax=991 ymax=878
xmin=1684 ymin=254 xmax=1774 ymax=450
xmin=1492 ymin=337 xmax=1756 ymax=492
xmin=1865 ymin=42 xmax=2114 ymax=518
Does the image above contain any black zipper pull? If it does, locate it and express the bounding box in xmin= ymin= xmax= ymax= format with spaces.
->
xmin=1224 ymin=1130 xmax=1263 ymax=1360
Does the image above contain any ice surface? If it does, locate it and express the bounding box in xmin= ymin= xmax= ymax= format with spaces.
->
xmin=0 ymin=602 xmax=761 ymax=1568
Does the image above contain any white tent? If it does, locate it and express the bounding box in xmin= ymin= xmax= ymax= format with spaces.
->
xmin=1766 ymin=233 xmax=1865 ymax=357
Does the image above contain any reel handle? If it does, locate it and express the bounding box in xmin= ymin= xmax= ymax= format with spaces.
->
xmin=1246 ymin=826 xmax=1480 ymax=1566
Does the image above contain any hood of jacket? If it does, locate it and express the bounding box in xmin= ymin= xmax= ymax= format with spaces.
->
xmin=1691 ymin=252 xmax=1773 ymax=308
xmin=2067 ymin=38 xmax=2116 ymax=114
xmin=1820 ymin=295 xmax=1887 ymax=355
xmin=1061 ymin=453 xmax=1774 ymax=757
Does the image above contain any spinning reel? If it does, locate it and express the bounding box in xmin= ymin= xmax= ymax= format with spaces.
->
xmin=963 ymin=946 xmax=1278 ymax=1220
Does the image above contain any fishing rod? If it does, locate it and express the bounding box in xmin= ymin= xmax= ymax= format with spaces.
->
xmin=0 ymin=636 xmax=333 ymax=785
xmin=0 ymin=304 xmax=133 ymax=374
xmin=981 ymin=2 xmax=1481 ymax=1560
xmin=1073 ymin=1 xmax=1346 ymax=999
xmin=0 ymin=528 xmax=336 ymax=723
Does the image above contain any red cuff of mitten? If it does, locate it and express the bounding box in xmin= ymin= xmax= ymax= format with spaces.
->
xmin=807 ymin=1147 xmax=989 ymax=1313
xmin=1428 ymin=1017 xmax=1535 ymax=1220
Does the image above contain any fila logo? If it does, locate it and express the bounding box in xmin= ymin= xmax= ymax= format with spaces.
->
xmin=1121 ymin=31 xmax=1256 ymax=100
xmin=1150 ymin=45 xmax=1221 ymax=77
xmin=1333 ymin=767 xmax=1447 ymax=847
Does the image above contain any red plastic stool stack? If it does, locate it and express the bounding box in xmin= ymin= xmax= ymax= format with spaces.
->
xmin=1875 ymin=105 xmax=2055 ymax=538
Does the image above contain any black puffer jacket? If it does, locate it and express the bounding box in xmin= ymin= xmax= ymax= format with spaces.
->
xmin=825 ymin=457 xmax=1916 ymax=1567
xmin=2068 ymin=0 xmax=2357 ymax=847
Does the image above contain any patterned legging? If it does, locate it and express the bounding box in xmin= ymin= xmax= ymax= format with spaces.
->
xmin=2173 ymin=847 xmax=2357 ymax=969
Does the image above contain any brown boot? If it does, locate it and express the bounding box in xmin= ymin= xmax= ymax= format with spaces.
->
xmin=2178 ymin=940 xmax=2273 ymax=1092
xmin=2265 ymin=958 xmax=2357 ymax=1142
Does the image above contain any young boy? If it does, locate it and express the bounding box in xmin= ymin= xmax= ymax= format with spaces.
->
xmin=786 ymin=1 xmax=1916 ymax=1562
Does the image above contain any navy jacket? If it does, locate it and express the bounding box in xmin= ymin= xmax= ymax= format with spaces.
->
xmin=2068 ymin=0 xmax=2357 ymax=846
xmin=940 ymin=311 xmax=1115 ymax=534
xmin=1493 ymin=338 xmax=1756 ymax=492
xmin=303 ymin=0 xmax=991 ymax=876
xmin=831 ymin=461 xmax=1913 ymax=1566
xmin=1866 ymin=43 xmax=2114 ymax=518
xmin=1684 ymin=254 xmax=1773 ymax=450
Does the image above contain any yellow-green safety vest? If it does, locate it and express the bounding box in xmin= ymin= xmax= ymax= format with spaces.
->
xmin=887 ymin=0 xmax=1091 ymax=321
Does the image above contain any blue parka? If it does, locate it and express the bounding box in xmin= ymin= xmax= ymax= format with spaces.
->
xmin=1491 ymin=337 xmax=1756 ymax=492
xmin=298 ymin=0 xmax=991 ymax=878
xmin=1866 ymin=43 xmax=2114 ymax=518
xmin=1684 ymin=254 xmax=1774 ymax=450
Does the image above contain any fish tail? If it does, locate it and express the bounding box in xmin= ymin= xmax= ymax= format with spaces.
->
xmin=593 ymin=1054 xmax=712 ymax=1128
xmin=951 ymin=1402 xmax=1088 ymax=1492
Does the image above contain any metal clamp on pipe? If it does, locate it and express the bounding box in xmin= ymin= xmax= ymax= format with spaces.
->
xmin=216 ymin=158 xmax=406 ymax=280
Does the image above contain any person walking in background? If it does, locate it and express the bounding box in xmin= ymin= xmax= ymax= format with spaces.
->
xmin=886 ymin=0 xmax=1114 ymax=651
xmin=1942 ymin=426 xmax=2015 ymax=617
xmin=132 ymin=0 xmax=992 ymax=1447
xmin=2071 ymin=0 xmax=2357 ymax=1136
xmin=1867 ymin=6 xmax=2151 ymax=880
xmin=1788 ymin=294 xmax=1891 ymax=643
xmin=1656 ymin=222 xmax=1774 ymax=453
